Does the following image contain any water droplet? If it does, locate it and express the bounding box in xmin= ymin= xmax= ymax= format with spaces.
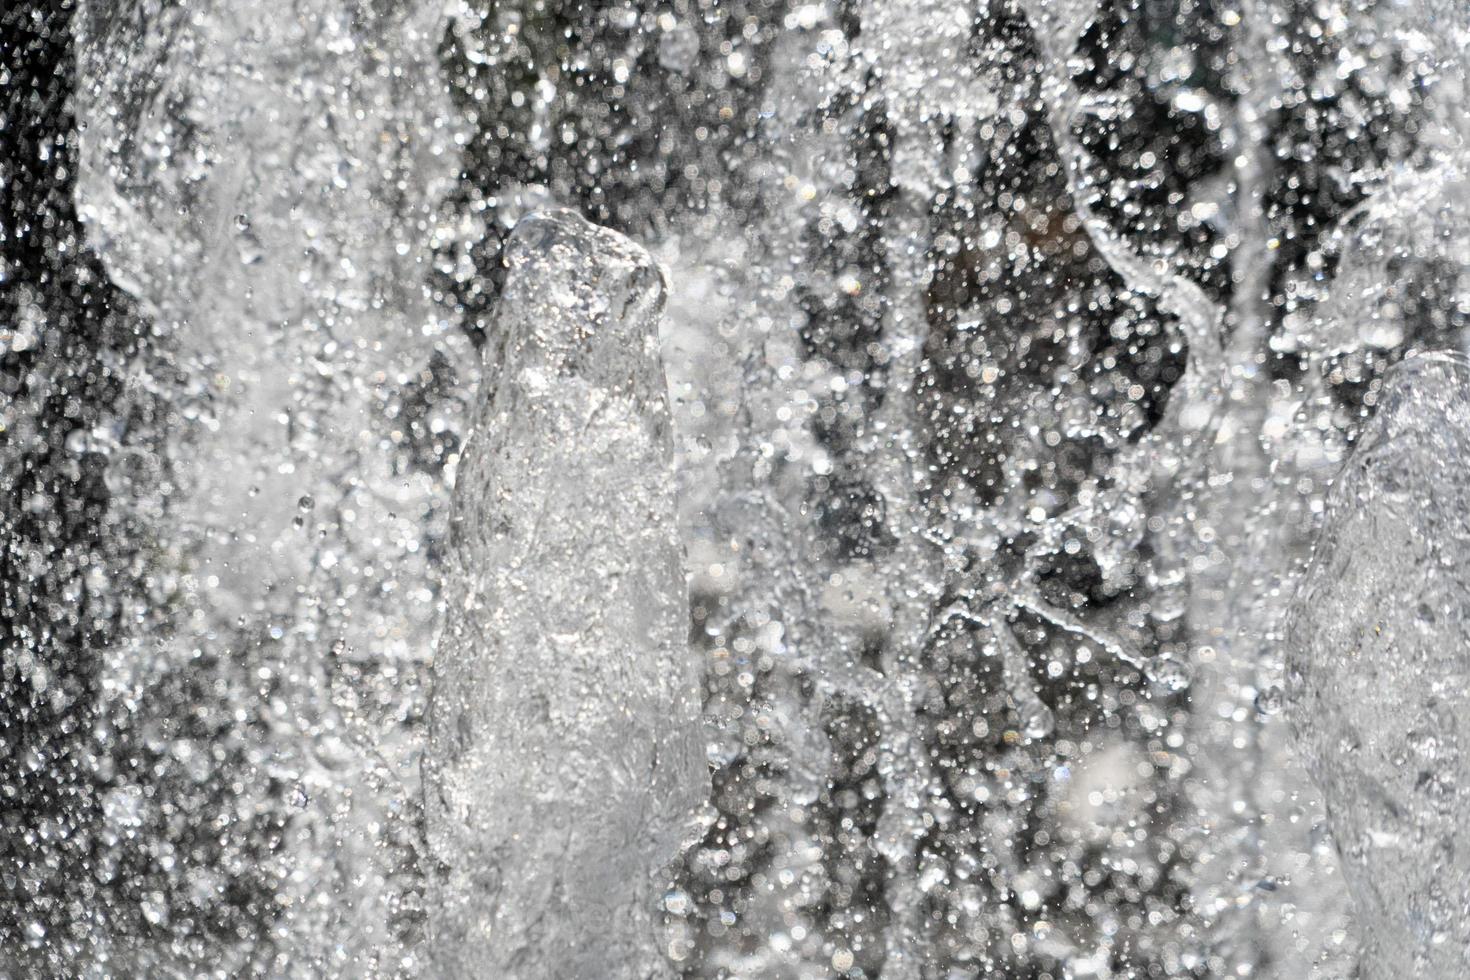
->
xmin=1145 ymin=657 xmax=1193 ymax=693
xmin=141 ymin=893 xmax=169 ymax=926
xmin=1021 ymin=701 xmax=1056 ymax=739
xmin=663 ymin=888 xmax=691 ymax=915
xmin=658 ymin=24 xmax=700 ymax=73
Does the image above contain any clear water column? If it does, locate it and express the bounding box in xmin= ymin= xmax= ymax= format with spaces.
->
xmin=1286 ymin=351 xmax=1470 ymax=978
xmin=424 ymin=211 xmax=709 ymax=979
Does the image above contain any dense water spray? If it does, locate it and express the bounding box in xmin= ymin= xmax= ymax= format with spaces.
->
xmin=3 ymin=0 xmax=1470 ymax=976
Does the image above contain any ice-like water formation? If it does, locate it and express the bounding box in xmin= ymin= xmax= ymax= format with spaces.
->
xmin=424 ymin=211 xmax=708 ymax=979
xmin=1286 ymin=351 xmax=1470 ymax=978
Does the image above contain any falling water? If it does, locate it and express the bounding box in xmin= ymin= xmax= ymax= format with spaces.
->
xmin=3 ymin=0 xmax=1470 ymax=977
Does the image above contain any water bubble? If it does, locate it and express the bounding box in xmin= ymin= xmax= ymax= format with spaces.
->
xmin=1145 ymin=657 xmax=1193 ymax=693
xmin=1255 ymin=685 xmax=1285 ymax=715
xmin=658 ymin=24 xmax=700 ymax=74
xmin=662 ymin=888 xmax=691 ymax=916
xmin=1021 ymin=701 xmax=1056 ymax=740
xmin=917 ymin=860 xmax=948 ymax=892
xmin=141 ymin=894 xmax=169 ymax=926
xmin=607 ymin=8 xmax=639 ymax=31
xmin=102 ymin=784 xmax=146 ymax=829
xmin=64 ymin=426 xmax=114 ymax=456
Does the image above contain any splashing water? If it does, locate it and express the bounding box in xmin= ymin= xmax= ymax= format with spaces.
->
xmin=1287 ymin=352 xmax=1470 ymax=979
xmin=4 ymin=0 xmax=1470 ymax=976
xmin=423 ymin=210 xmax=707 ymax=979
